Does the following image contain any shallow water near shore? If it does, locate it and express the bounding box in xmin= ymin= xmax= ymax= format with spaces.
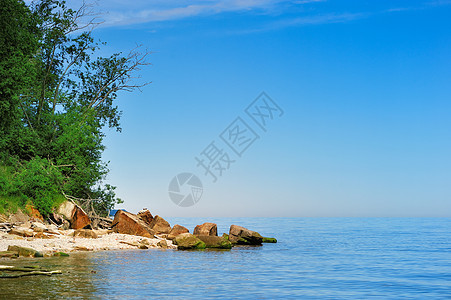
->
xmin=1 ymin=218 xmax=450 ymax=299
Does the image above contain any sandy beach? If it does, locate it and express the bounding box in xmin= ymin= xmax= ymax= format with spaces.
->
xmin=0 ymin=230 xmax=175 ymax=256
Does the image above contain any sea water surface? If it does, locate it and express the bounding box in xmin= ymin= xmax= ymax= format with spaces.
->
xmin=1 ymin=218 xmax=450 ymax=299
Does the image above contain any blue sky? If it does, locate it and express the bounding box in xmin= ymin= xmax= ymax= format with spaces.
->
xmin=66 ymin=0 xmax=451 ymax=217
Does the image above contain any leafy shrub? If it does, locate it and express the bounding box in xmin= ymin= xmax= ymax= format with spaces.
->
xmin=16 ymin=157 xmax=64 ymax=216
xmin=0 ymin=195 xmax=27 ymax=215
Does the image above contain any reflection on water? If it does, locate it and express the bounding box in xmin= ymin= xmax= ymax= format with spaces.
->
xmin=0 ymin=253 xmax=97 ymax=299
xmin=1 ymin=218 xmax=450 ymax=299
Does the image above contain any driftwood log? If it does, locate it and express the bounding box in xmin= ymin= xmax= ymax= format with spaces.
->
xmin=0 ymin=265 xmax=62 ymax=278
xmin=0 ymin=223 xmax=12 ymax=232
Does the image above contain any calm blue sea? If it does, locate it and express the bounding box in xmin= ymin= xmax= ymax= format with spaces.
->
xmin=1 ymin=218 xmax=450 ymax=299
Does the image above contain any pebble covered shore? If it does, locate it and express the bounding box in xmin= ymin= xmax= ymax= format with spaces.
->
xmin=0 ymin=230 xmax=175 ymax=256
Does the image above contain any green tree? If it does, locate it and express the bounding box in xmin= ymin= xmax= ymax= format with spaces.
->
xmin=0 ymin=0 xmax=150 ymax=216
xmin=0 ymin=0 xmax=39 ymax=150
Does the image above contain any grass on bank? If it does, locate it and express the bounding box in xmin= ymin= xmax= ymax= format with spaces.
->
xmin=0 ymin=163 xmax=66 ymax=217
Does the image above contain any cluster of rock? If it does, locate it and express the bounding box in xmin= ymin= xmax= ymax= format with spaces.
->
xmin=172 ymin=223 xmax=277 ymax=250
xmin=110 ymin=209 xmax=277 ymax=250
xmin=0 ymin=202 xmax=277 ymax=255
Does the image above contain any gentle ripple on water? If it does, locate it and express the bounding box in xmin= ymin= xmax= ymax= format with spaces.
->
xmin=0 ymin=218 xmax=450 ymax=299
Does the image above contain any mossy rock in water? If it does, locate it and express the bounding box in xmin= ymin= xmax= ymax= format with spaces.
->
xmin=7 ymin=245 xmax=43 ymax=257
xmin=197 ymin=236 xmax=232 ymax=249
xmin=53 ymin=252 xmax=70 ymax=257
xmin=229 ymin=225 xmax=263 ymax=245
xmin=173 ymin=233 xmax=206 ymax=250
xmin=262 ymin=237 xmax=277 ymax=243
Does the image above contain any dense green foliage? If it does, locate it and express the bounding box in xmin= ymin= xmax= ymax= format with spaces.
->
xmin=0 ymin=0 xmax=148 ymax=216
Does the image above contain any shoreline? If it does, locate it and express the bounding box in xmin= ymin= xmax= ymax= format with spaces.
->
xmin=1 ymin=207 xmax=276 ymax=258
xmin=0 ymin=230 xmax=175 ymax=258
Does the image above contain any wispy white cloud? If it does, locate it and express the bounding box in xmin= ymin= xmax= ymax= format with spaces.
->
xmin=59 ymin=0 xmax=325 ymax=27
xmin=56 ymin=0 xmax=451 ymax=31
xmin=232 ymin=12 xmax=365 ymax=35
xmin=277 ymin=12 xmax=365 ymax=26
xmin=97 ymin=0 xmax=286 ymax=26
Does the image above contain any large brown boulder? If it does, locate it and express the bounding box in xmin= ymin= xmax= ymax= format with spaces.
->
xmin=193 ymin=222 xmax=217 ymax=236
xmin=112 ymin=210 xmax=155 ymax=238
xmin=167 ymin=224 xmax=189 ymax=240
xmin=197 ymin=235 xmax=232 ymax=249
xmin=137 ymin=209 xmax=153 ymax=225
xmin=149 ymin=215 xmax=171 ymax=234
xmin=71 ymin=206 xmax=91 ymax=229
xmin=173 ymin=233 xmax=206 ymax=250
xmin=228 ymin=225 xmax=263 ymax=245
